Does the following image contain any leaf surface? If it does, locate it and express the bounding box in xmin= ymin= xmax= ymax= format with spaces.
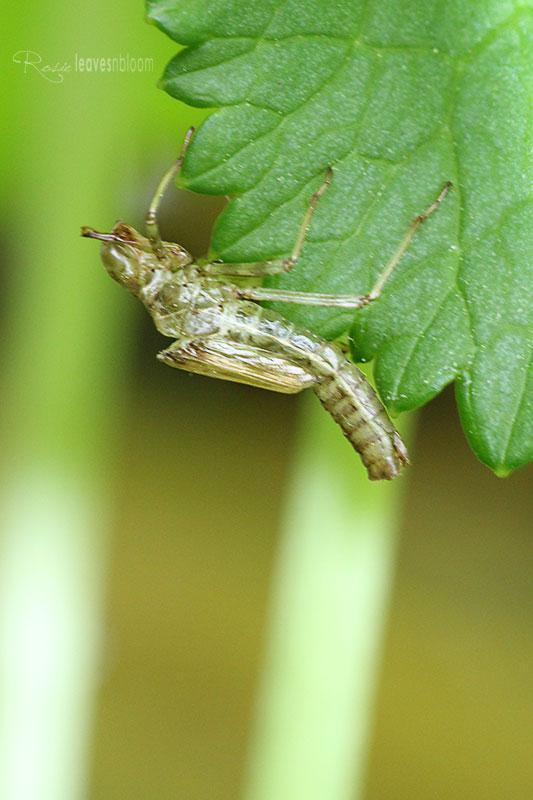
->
xmin=147 ymin=0 xmax=533 ymax=474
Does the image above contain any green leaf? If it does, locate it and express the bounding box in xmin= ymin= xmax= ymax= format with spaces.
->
xmin=146 ymin=0 xmax=533 ymax=475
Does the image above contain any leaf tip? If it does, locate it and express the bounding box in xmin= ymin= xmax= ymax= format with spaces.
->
xmin=492 ymin=464 xmax=513 ymax=478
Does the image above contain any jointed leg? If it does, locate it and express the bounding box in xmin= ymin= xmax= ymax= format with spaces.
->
xmin=236 ymin=285 xmax=370 ymax=308
xmin=201 ymin=167 xmax=333 ymax=279
xmin=200 ymin=259 xmax=297 ymax=279
xmin=145 ymin=127 xmax=195 ymax=258
xmin=286 ymin=166 xmax=333 ymax=268
xmin=365 ymin=181 xmax=452 ymax=301
xmin=236 ymin=182 xmax=452 ymax=309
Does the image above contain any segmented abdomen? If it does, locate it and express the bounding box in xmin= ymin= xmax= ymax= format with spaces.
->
xmin=312 ymin=360 xmax=409 ymax=480
xmin=227 ymin=301 xmax=409 ymax=480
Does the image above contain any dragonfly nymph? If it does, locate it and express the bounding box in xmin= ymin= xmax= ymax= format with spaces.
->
xmin=82 ymin=128 xmax=451 ymax=480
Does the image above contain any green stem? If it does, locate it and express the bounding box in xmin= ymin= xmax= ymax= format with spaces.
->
xmin=244 ymin=394 xmax=412 ymax=800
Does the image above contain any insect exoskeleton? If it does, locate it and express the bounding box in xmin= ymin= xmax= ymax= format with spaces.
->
xmin=82 ymin=128 xmax=451 ymax=480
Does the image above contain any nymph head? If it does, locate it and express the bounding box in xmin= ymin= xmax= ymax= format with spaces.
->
xmin=81 ymin=222 xmax=192 ymax=295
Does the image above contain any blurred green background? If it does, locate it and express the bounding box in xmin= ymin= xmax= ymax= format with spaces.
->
xmin=1 ymin=2 xmax=531 ymax=800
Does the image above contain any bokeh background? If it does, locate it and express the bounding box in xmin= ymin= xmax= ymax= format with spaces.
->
xmin=1 ymin=3 xmax=531 ymax=800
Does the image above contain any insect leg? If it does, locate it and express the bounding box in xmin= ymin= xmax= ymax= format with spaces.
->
xmin=365 ymin=181 xmax=452 ymax=302
xmin=200 ymin=167 xmax=332 ymax=278
xmin=235 ymin=286 xmax=370 ymax=308
xmin=199 ymin=258 xmax=295 ymax=278
xmin=157 ymin=337 xmax=317 ymax=394
xmin=286 ymin=166 xmax=333 ymax=269
xmin=235 ymin=182 xmax=452 ymax=308
xmin=144 ymin=127 xmax=195 ymax=257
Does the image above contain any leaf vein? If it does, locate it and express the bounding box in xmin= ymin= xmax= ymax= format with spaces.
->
xmin=501 ymin=343 xmax=533 ymax=467
xmin=389 ymin=287 xmax=455 ymax=400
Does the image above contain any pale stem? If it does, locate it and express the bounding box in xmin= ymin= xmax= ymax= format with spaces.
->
xmin=243 ymin=393 xmax=413 ymax=800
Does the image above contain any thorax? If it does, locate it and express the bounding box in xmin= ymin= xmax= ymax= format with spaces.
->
xmin=141 ymin=267 xmax=233 ymax=337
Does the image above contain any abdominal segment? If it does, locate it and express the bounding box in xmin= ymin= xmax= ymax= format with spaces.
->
xmin=159 ymin=300 xmax=409 ymax=480
xmin=312 ymin=365 xmax=409 ymax=480
xmin=226 ymin=303 xmax=409 ymax=480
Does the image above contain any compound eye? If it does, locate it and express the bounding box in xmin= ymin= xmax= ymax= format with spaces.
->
xmin=111 ymin=222 xmax=139 ymax=244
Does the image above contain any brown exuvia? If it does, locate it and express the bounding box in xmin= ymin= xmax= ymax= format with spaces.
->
xmin=82 ymin=127 xmax=451 ymax=480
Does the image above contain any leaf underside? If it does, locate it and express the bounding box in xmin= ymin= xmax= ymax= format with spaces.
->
xmin=147 ymin=0 xmax=532 ymax=475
